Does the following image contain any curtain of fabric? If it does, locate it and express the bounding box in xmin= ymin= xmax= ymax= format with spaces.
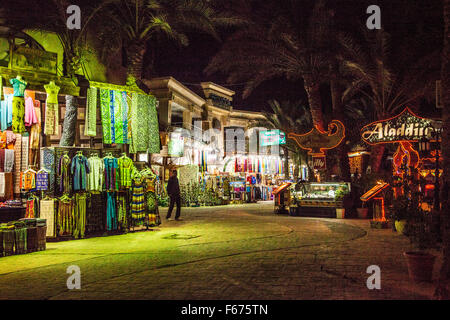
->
xmin=60 ymin=95 xmax=77 ymax=146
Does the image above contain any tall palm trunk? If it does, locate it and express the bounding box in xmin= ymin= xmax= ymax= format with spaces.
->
xmin=435 ymin=0 xmax=450 ymax=300
xmin=126 ymin=40 xmax=146 ymax=84
xmin=330 ymin=65 xmax=351 ymax=182
xmin=370 ymin=144 xmax=385 ymax=174
xmin=303 ymin=75 xmax=325 ymax=131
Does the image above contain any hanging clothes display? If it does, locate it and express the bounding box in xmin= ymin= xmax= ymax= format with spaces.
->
xmin=117 ymin=154 xmax=134 ymax=189
xmin=86 ymin=192 xmax=105 ymax=234
xmin=129 ymin=93 xmax=160 ymax=154
xmin=60 ymin=95 xmax=77 ymax=146
xmin=25 ymin=195 xmax=39 ymax=219
xmin=1 ymin=93 xmax=13 ymax=131
xmin=44 ymin=81 xmax=60 ymax=136
xmin=20 ymin=169 xmax=36 ymax=191
xmin=100 ymin=89 xmax=129 ymax=144
xmin=106 ymin=191 xmax=117 ymax=231
xmin=57 ymin=195 xmax=74 ymax=236
xmin=24 ymin=96 xmax=38 ymax=127
xmin=87 ymin=154 xmax=104 ymax=192
xmin=103 ymin=155 xmax=118 ymax=191
xmin=131 ymin=172 xmax=146 ymax=227
xmin=71 ymin=152 xmax=90 ymax=191
xmin=29 ymin=99 xmax=41 ymax=167
xmin=85 ymin=87 xmax=98 ymax=137
xmin=10 ymin=77 xmax=27 ymax=134
xmin=36 ymin=169 xmax=49 ymax=191
xmin=117 ymin=194 xmax=128 ymax=231
xmin=73 ymin=193 xmax=87 ymax=239
xmin=58 ymin=153 xmax=71 ymax=193
xmin=141 ymin=167 xmax=160 ymax=227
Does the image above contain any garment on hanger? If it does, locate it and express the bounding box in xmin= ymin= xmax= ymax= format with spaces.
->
xmin=24 ymin=96 xmax=38 ymax=126
xmin=118 ymin=155 xmax=134 ymax=189
xmin=106 ymin=191 xmax=117 ymax=231
xmin=60 ymin=95 xmax=77 ymax=146
xmin=117 ymin=194 xmax=128 ymax=231
xmin=131 ymin=173 xmax=146 ymax=227
xmin=58 ymin=153 xmax=71 ymax=193
xmin=71 ymin=153 xmax=90 ymax=191
xmin=103 ymin=156 xmax=118 ymax=191
xmin=86 ymin=192 xmax=105 ymax=234
xmin=1 ymin=94 xmax=13 ymax=131
xmin=20 ymin=169 xmax=36 ymax=191
xmin=73 ymin=193 xmax=87 ymax=239
xmin=87 ymin=155 xmax=104 ymax=191
xmin=57 ymin=195 xmax=74 ymax=236
xmin=36 ymin=169 xmax=49 ymax=191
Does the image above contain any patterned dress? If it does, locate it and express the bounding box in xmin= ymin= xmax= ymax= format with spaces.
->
xmin=131 ymin=174 xmax=146 ymax=227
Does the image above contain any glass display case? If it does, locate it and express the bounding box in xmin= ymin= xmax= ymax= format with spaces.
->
xmin=290 ymin=182 xmax=351 ymax=218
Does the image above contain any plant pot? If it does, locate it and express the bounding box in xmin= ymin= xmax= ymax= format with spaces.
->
xmin=336 ymin=208 xmax=345 ymax=219
xmin=394 ymin=220 xmax=407 ymax=235
xmin=357 ymin=208 xmax=369 ymax=219
xmin=403 ymin=251 xmax=436 ymax=282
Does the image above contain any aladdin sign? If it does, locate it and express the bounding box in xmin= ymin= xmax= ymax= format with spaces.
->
xmin=361 ymin=108 xmax=439 ymax=144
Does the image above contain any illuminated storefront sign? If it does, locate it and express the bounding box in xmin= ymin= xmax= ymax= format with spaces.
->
xmin=288 ymin=120 xmax=345 ymax=156
xmin=259 ymin=130 xmax=286 ymax=147
xmin=361 ymin=107 xmax=439 ymax=144
xmin=11 ymin=46 xmax=57 ymax=74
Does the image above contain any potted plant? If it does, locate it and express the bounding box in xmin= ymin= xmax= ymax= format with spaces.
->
xmin=403 ymin=207 xmax=438 ymax=282
xmin=390 ymin=196 xmax=409 ymax=234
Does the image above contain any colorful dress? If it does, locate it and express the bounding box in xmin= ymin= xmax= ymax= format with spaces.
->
xmin=106 ymin=191 xmax=117 ymax=231
xmin=131 ymin=174 xmax=146 ymax=226
xmin=118 ymin=156 xmax=134 ymax=189
xmin=87 ymin=156 xmax=104 ymax=192
xmin=103 ymin=157 xmax=118 ymax=191
xmin=141 ymin=169 xmax=160 ymax=227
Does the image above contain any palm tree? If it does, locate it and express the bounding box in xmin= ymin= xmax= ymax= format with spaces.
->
xmin=96 ymin=0 xmax=238 ymax=87
xmin=340 ymin=28 xmax=440 ymax=173
xmin=252 ymin=99 xmax=313 ymax=180
xmin=435 ymin=0 xmax=450 ymax=300
xmin=205 ymin=0 xmax=335 ymax=131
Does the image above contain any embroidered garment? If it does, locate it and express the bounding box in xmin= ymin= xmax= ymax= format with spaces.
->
xmin=20 ymin=170 xmax=36 ymax=191
xmin=13 ymin=133 xmax=22 ymax=194
xmin=57 ymin=196 xmax=74 ymax=236
xmin=10 ymin=78 xmax=27 ymax=97
xmin=36 ymin=171 xmax=49 ymax=191
xmin=117 ymin=194 xmax=128 ymax=231
xmin=24 ymin=96 xmax=38 ymax=126
xmin=40 ymin=199 xmax=55 ymax=237
xmin=129 ymin=93 xmax=160 ymax=153
xmin=85 ymin=87 xmax=98 ymax=136
xmin=1 ymin=94 xmax=13 ymax=130
xmin=60 ymin=95 xmax=77 ymax=146
xmin=44 ymin=103 xmax=59 ymax=135
xmin=87 ymin=156 xmax=104 ymax=191
xmin=21 ymin=135 xmax=29 ymax=171
xmin=29 ymin=100 xmax=41 ymax=149
xmin=58 ymin=154 xmax=71 ymax=193
xmin=71 ymin=154 xmax=90 ymax=191
xmin=12 ymin=96 xmax=25 ymax=133
xmin=86 ymin=192 xmax=105 ymax=233
xmin=100 ymin=89 xmax=129 ymax=144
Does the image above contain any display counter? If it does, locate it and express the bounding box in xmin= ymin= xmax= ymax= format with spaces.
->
xmin=290 ymin=182 xmax=351 ymax=218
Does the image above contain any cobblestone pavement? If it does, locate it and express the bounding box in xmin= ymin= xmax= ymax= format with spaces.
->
xmin=0 ymin=203 xmax=441 ymax=299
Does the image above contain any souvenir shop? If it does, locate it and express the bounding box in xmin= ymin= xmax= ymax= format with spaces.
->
xmin=0 ymin=75 xmax=163 ymax=256
xmin=224 ymin=155 xmax=289 ymax=204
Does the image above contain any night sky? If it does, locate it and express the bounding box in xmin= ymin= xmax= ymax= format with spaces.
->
xmin=146 ymin=0 xmax=443 ymax=113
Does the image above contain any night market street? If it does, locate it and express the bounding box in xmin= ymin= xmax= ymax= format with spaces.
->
xmin=0 ymin=203 xmax=441 ymax=300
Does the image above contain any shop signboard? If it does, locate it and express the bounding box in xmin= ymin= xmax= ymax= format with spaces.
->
xmin=259 ymin=130 xmax=286 ymax=147
xmin=361 ymin=107 xmax=439 ymax=144
xmin=168 ymin=132 xmax=184 ymax=157
xmin=313 ymin=156 xmax=326 ymax=170
xmin=11 ymin=46 xmax=57 ymax=74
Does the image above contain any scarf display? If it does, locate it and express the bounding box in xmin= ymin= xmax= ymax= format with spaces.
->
xmin=85 ymin=87 xmax=98 ymax=137
xmin=100 ymin=89 xmax=129 ymax=144
xmin=129 ymin=93 xmax=159 ymax=153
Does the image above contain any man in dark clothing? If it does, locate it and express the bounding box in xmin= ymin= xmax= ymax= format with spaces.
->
xmin=166 ymin=169 xmax=182 ymax=220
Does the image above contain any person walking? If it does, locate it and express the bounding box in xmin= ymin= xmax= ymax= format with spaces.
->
xmin=166 ymin=169 xmax=182 ymax=221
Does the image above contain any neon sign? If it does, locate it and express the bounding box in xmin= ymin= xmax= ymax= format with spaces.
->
xmin=288 ymin=120 xmax=345 ymax=156
xmin=361 ymin=107 xmax=439 ymax=145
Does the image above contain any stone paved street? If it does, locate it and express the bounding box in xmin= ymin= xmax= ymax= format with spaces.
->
xmin=0 ymin=203 xmax=441 ymax=299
